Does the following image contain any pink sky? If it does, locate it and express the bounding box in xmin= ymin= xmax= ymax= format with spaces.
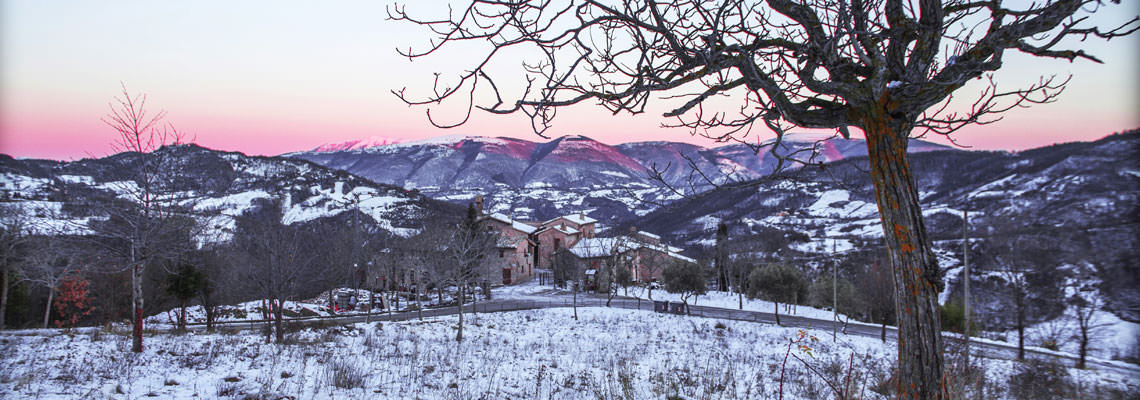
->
xmin=1 ymin=1 xmax=1137 ymax=161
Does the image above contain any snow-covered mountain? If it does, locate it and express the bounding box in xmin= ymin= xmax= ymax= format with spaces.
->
xmin=312 ymin=136 xmax=405 ymax=152
xmin=633 ymin=130 xmax=1140 ymax=327
xmin=0 ymin=144 xmax=461 ymax=243
xmin=286 ymin=133 xmax=954 ymax=224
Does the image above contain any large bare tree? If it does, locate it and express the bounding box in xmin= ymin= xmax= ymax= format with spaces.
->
xmin=96 ymin=84 xmax=197 ymax=352
xmin=390 ymin=1 xmax=1136 ymax=396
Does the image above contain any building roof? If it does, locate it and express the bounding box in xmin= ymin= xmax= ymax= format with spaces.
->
xmin=569 ymin=235 xmax=696 ymax=263
xmin=562 ymin=213 xmax=598 ymax=225
xmin=536 ymin=223 xmax=579 ymax=236
xmin=487 ymin=212 xmax=538 ymax=234
xmin=543 ymin=212 xmax=598 ymax=226
xmin=568 ymin=237 xmax=636 ymax=258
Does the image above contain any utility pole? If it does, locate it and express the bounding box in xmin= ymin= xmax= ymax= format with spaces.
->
xmin=833 ymin=239 xmax=837 ymax=342
xmin=962 ymin=208 xmax=970 ymax=367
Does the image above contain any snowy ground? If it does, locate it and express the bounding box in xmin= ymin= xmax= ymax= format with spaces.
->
xmin=3 ymin=307 xmax=1135 ymax=399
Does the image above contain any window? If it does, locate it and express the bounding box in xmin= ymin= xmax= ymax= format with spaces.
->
xmin=499 ymin=249 xmax=505 ymax=258
xmin=554 ymin=238 xmax=561 ymax=249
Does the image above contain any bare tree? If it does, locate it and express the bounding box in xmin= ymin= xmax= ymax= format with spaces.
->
xmin=22 ymin=237 xmax=81 ymax=328
xmin=601 ymin=236 xmax=634 ymax=307
xmin=1068 ymin=263 xmax=1108 ymax=370
xmin=230 ymin=201 xmax=323 ymax=344
xmin=857 ymin=258 xmax=896 ymax=342
xmin=448 ymin=203 xmax=497 ymax=342
xmin=96 ymin=85 xmax=196 ymax=352
xmin=551 ymin=249 xmax=584 ymax=320
xmin=391 ymin=2 xmax=1137 ymax=396
xmin=984 ymin=223 xmax=1060 ymax=361
xmin=0 ymin=206 xmax=33 ymax=330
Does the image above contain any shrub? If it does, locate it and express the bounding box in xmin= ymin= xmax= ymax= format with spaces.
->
xmin=327 ymin=359 xmax=365 ymax=389
xmin=1007 ymin=360 xmax=1071 ymax=400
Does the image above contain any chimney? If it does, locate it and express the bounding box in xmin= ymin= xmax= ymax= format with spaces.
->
xmin=474 ymin=195 xmax=484 ymax=216
xmin=579 ymin=211 xmax=585 ymax=220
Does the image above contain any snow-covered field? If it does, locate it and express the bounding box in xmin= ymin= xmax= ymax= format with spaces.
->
xmin=3 ymin=307 xmax=1136 ymax=399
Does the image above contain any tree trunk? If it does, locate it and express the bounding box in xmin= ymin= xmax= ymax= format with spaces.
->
xmin=131 ymin=263 xmax=144 ymax=352
xmin=1016 ymin=296 xmax=1025 ymax=360
xmin=456 ymin=283 xmax=464 ymax=342
xmin=205 ymin=305 xmax=216 ymax=332
xmin=881 ymin=320 xmax=888 ymax=343
xmin=274 ymin=299 xmax=284 ymax=344
xmin=774 ymin=301 xmax=780 ymax=326
xmin=1 ymin=267 xmax=9 ymax=330
xmin=178 ymin=300 xmax=187 ymax=332
xmin=42 ymin=289 xmax=54 ymax=329
xmin=1078 ymin=328 xmax=1088 ymax=369
xmin=572 ymin=283 xmax=578 ymax=321
xmin=738 ymin=291 xmax=743 ymax=310
xmin=864 ymin=119 xmax=944 ymax=400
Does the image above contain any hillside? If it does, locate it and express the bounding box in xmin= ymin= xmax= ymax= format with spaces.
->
xmin=0 ymin=144 xmax=462 ymax=243
xmin=633 ymin=131 xmax=1140 ymax=327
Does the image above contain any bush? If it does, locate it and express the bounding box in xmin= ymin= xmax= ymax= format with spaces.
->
xmin=940 ymin=297 xmax=980 ymax=336
xmin=807 ymin=276 xmax=863 ymax=316
xmin=747 ymin=263 xmax=807 ymax=305
xmin=327 ymin=359 xmax=366 ymax=389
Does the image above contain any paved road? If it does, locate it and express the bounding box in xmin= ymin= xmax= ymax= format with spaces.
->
xmin=13 ymin=290 xmax=1135 ymax=378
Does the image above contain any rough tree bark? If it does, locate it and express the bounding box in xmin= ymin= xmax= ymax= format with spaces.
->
xmin=862 ymin=117 xmax=943 ymax=398
xmin=456 ymin=283 xmax=465 ymax=342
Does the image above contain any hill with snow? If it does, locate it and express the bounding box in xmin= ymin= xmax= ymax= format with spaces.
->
xmin=287 ymin=133 xmax=953 ymax=224
xmin=0 ymin=144 xmax=462 ymax=243
xmin=633 ymin=131 xmax=1140 ymax=338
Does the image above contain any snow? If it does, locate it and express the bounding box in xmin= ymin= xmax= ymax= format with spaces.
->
xmin=0 ymin=173 xmax=51 ymax=193
xmin=598 ymin=170 xmax=630 ymax=179
xmin=886 ymin=81 xmax=902 ymax=89
xmin=5 ymin=304 xmax=1134 ymax=399
xmin=58 ymin=175 xmax=94 ymax=185
xmin=694 ymin=215 xmax=721 ymax=231
xmin=313 ymin=136 xmax=404 ymax=152
xmin=805 ymin=189 xmax=877 ymax=219
xmin=0 ymin=201 xmax=98 ymax=235
xmin=280 ymin=185 xmax=419 ymax=237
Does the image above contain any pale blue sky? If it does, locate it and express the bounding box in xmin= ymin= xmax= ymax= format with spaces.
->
xmin=2 ymin=0 xmax=1137 ymax=159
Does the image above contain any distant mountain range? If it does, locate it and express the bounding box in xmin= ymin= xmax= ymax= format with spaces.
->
xmin=293 ymin=132 xmax=953 ymax=190
xmin=285 ymin=133 xmax=954 ymax=223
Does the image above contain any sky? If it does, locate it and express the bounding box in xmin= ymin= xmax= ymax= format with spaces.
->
xmin=1 ymin=1 xmax=1137 ymax=161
